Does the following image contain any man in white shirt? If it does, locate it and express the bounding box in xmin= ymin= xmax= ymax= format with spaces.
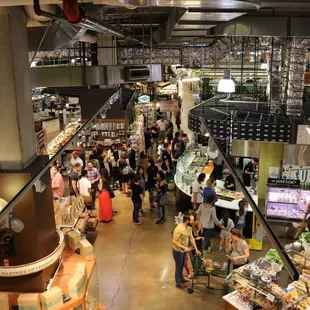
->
xmin=191 ymin=173 xmax=206 ymax=211
xmin=78 ymin=170 xmax=92 ymax=197
xmin=70 ymin=151 xmax=83 ymax=174
xmin=156 ymin=116 xmax=168 ymax=141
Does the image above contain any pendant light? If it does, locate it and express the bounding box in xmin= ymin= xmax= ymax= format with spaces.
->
xmin=217 ymin=37 xmax=235 ymax=93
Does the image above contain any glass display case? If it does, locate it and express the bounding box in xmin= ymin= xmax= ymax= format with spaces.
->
xmin=265 ymin=187 xmax=310 ymax=222
xmin=175 ymin=143 xmax=209 ymax=194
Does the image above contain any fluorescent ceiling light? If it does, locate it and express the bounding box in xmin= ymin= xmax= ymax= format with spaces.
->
xmin=182 ymin=77 xmax=200 ymax=82
xmin=217 ymin=69 xmax=235 ymax=93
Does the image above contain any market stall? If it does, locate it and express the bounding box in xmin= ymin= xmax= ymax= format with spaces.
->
xmin=175 ymin=143 xmax=257 ymax=239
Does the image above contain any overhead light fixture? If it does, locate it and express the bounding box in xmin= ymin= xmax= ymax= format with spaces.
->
xmin=30 ymin=61 xmax=37 ymax=67
xmin=71 ymin=58 xmax=76 ymax=64
xmin=9 ymin=217 xmax=24 ymax=233
xmin=217 ymin=69 xmax=235 ymax=93
xmin=182 ymin=77 xmax=200 ymax=82
xmin=156 ymin=102 xmax=160 ymax=108
xmin=205 ymin=133 xmax=210 ymax=137
xmin=306 ymin=127 xmax=310 ymax=134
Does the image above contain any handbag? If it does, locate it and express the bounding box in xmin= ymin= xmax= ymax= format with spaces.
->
xmin=109 ymin=189 xmax=115 ymax=199
xmin=123 ymin=166 xmax=134 ymax=176
xmin=159 ymin=193 xmax=168 ymax=206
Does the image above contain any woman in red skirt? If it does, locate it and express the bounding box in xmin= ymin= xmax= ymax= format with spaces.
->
xmin=98 ymin=176 xmax=113 ymax=223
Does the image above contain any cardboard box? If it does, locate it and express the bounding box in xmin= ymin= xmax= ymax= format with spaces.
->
xmin=18 ymin=293 xmax=41 ymax=310
xmin=67 ymin=231 xmax=81 ymax=250
xmin=76 ymin=263 xmax=87 ymax=278
xmin=68 ymin=272 xmax=87 ymax=300
xmin=0 ymin=293 xmax=9 ymax=310
xmin=79 ymin=239 xmax=94 ymax=261
xmin=40 ymin=286 xmax=63 ymax=310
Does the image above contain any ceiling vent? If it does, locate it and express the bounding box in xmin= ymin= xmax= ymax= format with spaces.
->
xmin=123 ymin=66 xmax=150 ymax=81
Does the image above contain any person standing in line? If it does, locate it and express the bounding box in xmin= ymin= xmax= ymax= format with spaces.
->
xmin=98 ymin=175 xmax=113 ymax=223
xmin=219 ymin=211 xmax=235 ymax=253
xmin=196 ymin=194 xmax=224 ymax=252
xmin=137 ymin=166 xmax=146 ymax=214
xmin=203 ymin=179 xmax=218 ymax=208
xmin=161 ymin=143 xmax=173 ymax=174
xmin=172 ymin=213 xmax=201 ymax=289
xmin=51 ymin=166 xmax=64 ymax=199
xmin=228 ymin=229 xmax=250 ymax=270
xmin=146 ymin=158 xmax=159 ymax=209
xmin=235 ymin=200 xmax=247 ymax=235
xmin=171 ymin=132 xmax=180 ymax=157
xmin=175 ymin=110 xmax=181 ymax=130
xmin=86 ymin=161 xmax=100 ymax=209
xmin=126 ymin=144 xmax=136 ymax=172
xmin=156 ymin=171 xmax=168 ymax=224
xmin=77 ymin=144 xmax=86 ymax=169
xmin=166 ymin=121 xmax=174 ymax=143
xmin=69 ymin=163 xmax=82 ymax=196
xmin=151 ymin=122 xmax=160 ymax=153
xmin=179 ymin=134 xmax=188 ymax=155
xmin=191 ymin=173 xmax=206 ymax=211
xmin=131 ymin=175 xmax=144 ymax=226
xmin=173 ymin=143 xmax=183 ymax=161
xmin=118 ymin=153 xmax=130 ymax=194
xmin=77 ymin=170 xmax=92 ymax=197
xmin=157 ymin=116 xmax=168 ymax=141
xmin=108 ymin=145 xmax=119 ymax=189
xmin=70 ymin=151 xmax=83 ymax=174
xmin=144 ymin=127 xmax=152 ymax=158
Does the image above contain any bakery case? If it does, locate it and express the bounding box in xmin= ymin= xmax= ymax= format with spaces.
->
xmin=265 ymin=187 xmax=310 ymax=222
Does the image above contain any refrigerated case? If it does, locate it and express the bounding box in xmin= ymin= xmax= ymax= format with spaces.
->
xmin=265 ymin=187 xmax=310 ymax=222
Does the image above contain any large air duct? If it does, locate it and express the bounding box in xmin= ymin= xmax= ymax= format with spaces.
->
xmin=33 ymin=0 xmax=144 ymax=45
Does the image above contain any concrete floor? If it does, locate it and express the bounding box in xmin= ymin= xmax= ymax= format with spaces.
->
xmin=93 ymin=190 xmax=226 ymax=310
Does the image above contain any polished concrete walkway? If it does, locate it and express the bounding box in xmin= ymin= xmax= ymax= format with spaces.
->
xmin=93 ymin=190 xmax=225 ymax=310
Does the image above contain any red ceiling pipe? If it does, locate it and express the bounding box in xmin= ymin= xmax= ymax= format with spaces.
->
xmin=62 ymin=0 xmax=84 ymax=24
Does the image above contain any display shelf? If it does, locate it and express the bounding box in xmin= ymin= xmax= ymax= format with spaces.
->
xmin=223 ymin=291 xmax=254 ymax=310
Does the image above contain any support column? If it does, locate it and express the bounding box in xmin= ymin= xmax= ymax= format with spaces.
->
xmin=0 ymin=7 xmax=36 ymax=170
xmin=97 ymin=33 xmax=117 ymax=66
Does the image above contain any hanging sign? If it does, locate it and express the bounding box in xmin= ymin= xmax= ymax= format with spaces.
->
xmin=159 ymin=100 xmax=178 ymax=112
xmin=267 ymin=178 xmax=300 ymax=186
xmin=282 ymin=165 xmax=310 ymax=183
xmin=138 ymin=95 xmax=150 ymax=103
xmin=0 ymin=230 xmax=64 ymax=277
xmin=35 ymin=129 xmax=47 ymax=155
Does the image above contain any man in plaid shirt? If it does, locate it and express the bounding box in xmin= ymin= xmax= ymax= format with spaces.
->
xmin=87 ymin=161 xmax=100 ymax=209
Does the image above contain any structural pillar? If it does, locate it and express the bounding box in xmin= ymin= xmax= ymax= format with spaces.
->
xmin=0 ymin=7 xmax=36 ymax=170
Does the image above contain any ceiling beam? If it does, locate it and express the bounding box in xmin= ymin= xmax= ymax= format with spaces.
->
xmin=178 ymin=20 xmax=223 ymax=25
xmin=187 ymin=8 xmax=257 ymax=13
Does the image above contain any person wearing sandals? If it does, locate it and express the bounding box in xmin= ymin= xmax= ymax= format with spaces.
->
xmin=131 ymin=175 xmax=144 ymax=226
xmin=156 ymin=171 xmax=168 ymax=224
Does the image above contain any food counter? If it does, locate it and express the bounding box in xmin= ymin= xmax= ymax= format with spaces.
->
xmin=223 ymin=239 xmax=310 ymax=310
xmin=175 ymin=144 xmax=257 ymax=238
xmin=47 ymin=121 xmax=80 ymax=156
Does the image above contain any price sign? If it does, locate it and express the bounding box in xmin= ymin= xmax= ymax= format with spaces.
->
xmin=267 ymin=293 xmax=275 ymax=303
xmin=267 ymin=178 xmax=300 ymax=186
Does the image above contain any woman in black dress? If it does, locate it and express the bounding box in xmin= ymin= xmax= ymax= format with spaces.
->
xmin=117 ymin=152 xmax=130 ymax=194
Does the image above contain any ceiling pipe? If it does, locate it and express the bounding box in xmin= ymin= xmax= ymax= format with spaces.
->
xmin=33 ymin=0 xmax=144 ymax=45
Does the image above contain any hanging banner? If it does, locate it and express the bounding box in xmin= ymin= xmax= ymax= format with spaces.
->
xmin=159 ymin=100 xmax=178 ymax=112
xmin=282 ymin=165 xmax=310 ymax=183
xmin=35 ymin=129 xmax=47 ymax=155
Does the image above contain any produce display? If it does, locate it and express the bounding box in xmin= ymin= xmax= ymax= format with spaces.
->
xmin=223 ymin=256 xmax=309 ymax=310
xmin=47 ymin=121 xmax=79 ymax=155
